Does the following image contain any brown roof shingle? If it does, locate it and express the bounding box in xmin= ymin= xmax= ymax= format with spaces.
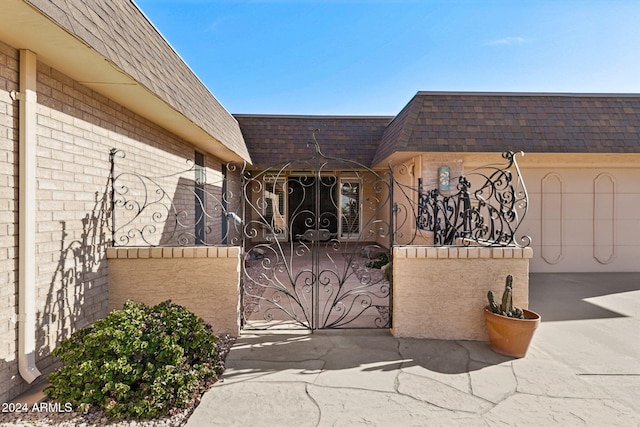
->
xmin=234 ymin=115 xmax=392 ymax=169
xmin=373 ymin=92 xmax=640 ymax=165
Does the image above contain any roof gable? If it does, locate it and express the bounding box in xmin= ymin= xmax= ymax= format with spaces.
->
xmin=372 ymin=95 xmax=422 ymax=166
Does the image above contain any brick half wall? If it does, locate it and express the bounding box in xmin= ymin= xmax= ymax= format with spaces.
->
xmin=106 ymin=247 xmax=241 ymax=336
xmin=392 ymin=246 xmax=533 ymax=340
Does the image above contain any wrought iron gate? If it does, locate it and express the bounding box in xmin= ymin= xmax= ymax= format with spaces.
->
xmin=240 ymin=133 xmax=394 ymax=330
xmin=109 ymin=141 xmax=527 ymax=331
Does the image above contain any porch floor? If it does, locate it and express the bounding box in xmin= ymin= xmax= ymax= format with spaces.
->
xmin=188 ymin=272 xmax=640 ymax=426
xmin=242 ymin=242 xmax=391 ymax=330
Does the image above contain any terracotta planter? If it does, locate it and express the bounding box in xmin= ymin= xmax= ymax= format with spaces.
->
xmin=484 ymin=307 xmax=541 ymax=358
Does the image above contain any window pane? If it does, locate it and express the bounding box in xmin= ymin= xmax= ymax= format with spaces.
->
xmin=264 ymin=177 xmax=287 ymax=240
xmin=340 ymin=180 xmax=360 ymax=236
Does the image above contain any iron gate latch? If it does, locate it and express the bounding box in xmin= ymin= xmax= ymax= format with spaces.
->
xmin=302 ymin=229 xmax=331 ymax=242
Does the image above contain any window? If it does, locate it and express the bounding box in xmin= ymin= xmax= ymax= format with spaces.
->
xmin=339 ymin=178 xmax=361 ymax=238
xmin=263 ymin=176 xmax=287 ymax=241
xmin=194 ymin=151 xmax=205 ymax=244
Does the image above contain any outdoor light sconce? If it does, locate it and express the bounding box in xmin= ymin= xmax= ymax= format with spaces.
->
xmin=438 ymin=166 xmax=451 ymax=192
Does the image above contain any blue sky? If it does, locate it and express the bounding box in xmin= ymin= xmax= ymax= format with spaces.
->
xmin=134 ymin=0 xmax=640 ymax=115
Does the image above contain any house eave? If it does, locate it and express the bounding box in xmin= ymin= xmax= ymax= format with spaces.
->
xmin=373 ymin=151 xmax=640 ymax=170
xmin=0 ymin=0 xmax=248 ymax=164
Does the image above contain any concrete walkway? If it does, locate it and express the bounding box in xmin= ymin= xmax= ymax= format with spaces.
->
xmin=188 ymin=273 xmax=640 ymax=426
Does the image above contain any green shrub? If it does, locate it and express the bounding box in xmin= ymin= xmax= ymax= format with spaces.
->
xmin=366 ymin=253 xmax=389 ymax=269
xmin=45 ymin=300 xmax=223 ymax=420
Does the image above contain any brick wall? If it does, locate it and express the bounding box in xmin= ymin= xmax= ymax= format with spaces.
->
xmin=0 ymin=42 xmax=20 ymax=404
xmin=0 ymin=42 xmax=229 ymax=402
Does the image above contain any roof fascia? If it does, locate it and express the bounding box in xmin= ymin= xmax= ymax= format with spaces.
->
xmin=0 ymin=0 xmax=247 ymax=163
xmin=233 ymin=114 xmax=394 ymax=120
xmin=415 ymin=91 xmax=640 ymax=98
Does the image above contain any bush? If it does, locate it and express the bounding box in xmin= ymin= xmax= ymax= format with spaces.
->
xmin=45 ymin=300 xmax=224 ymax=420
xmin=366 ymin=253 xmax=389 ymax=269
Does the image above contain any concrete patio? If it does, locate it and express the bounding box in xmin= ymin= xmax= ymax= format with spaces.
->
xmin=243 ymin=243 xmax=391 ymax=330
xmin=188 ymin=272 xmax=640 ymax=426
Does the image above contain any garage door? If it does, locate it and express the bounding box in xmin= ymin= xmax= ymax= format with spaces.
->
xmin=520 ymin=167 xmax=640 ymax=273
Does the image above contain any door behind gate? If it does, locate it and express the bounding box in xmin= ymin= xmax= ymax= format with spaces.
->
xmin=240 ymin=135 xmax=394 ymax=330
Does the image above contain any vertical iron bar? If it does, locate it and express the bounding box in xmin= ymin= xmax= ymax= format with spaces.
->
xmin=194 ymin=151 xmax=205 ymax=244
xmin=239 ymin=165 xmax=248 ymax=329
xmin=221 ymin=166 xmax=228 ymax=244
xmin=109 ymin=148 xmax=116 ymax=246
xmin=389 ymin=166 xmax=395 ymax=329
xmin=462 ymin=184 xmax=471 ymax=239
xmin=417 ymin=177 xmax=422 ymax=229
xmin=313 ymin=173 xmax=320 ymax=330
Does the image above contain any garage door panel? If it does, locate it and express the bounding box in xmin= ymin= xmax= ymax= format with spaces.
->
xmin=562 ymin=194 xmax=595 ymax=220
xmin=524 ymin=193 xmax=542 ymax=220
xmin=538 ymin=171 xmax=585 ymax=191
xmin=539 ymin=244 xmax=563 ymax=265
xmin=593 ymin=197 xmax=615 ymax=219
xmin=563 ymin=220 xmax=595 ymax=245
xmin=616 ymin=194 xmax=640 ymax=217
xmin=521 ymin=166 xmax=640 ymax=272
xmin=616 ymin=220 xmax=640 ymax=245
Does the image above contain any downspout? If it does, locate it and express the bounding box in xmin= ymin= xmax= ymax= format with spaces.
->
xmin=15 ymin=49 xmax=42 ymax=383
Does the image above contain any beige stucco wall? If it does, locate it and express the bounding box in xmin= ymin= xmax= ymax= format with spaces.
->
xmin=389 ymin=156 xmax=454 ymax=246
xmin=359 ymin=171 xmax=393 ymax=245
xmin=107 ymin=247 xmax=241 ymax=336
xmin=392 ymin=245 xmax=533 ymax=341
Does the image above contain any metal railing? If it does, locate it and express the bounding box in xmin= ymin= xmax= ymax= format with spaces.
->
xmin=109 ymin=149 xmax=242 ymax=247
xmin=415 ymin=151 xmax=530 ymax=247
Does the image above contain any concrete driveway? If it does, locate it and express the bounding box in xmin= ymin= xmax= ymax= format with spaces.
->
xmin=528 ymin=272 xmax=640 ymax=415
xmin=188 ymin=272 xmax=640 ymax=426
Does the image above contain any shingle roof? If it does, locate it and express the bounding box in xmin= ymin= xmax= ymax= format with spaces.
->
xmin=373 ymin=92 xmax=640 ymax=166
xmin=234 ymin=115 xmax=392 ymax=169
xmin=235 ymin=93 xmax=640 ymax=170
xmin=26 ymin=0 xmax=250 ymax=162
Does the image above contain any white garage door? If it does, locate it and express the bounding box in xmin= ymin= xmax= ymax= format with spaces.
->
xmin=520 ymin=167 xmax=640 ymax=273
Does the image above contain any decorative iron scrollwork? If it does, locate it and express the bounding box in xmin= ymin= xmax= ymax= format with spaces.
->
xmin=109 ymin=141 xmax=530 ymax=332
xmin=239 ymin=131 xmax=394 ymax=330
xmin=109 ymin=149 xmax=242 ymax=246
xmin=416 ymin=151 xmax=530 ymax=247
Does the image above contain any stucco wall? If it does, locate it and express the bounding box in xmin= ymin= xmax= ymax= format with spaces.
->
xmin=359 ymin=171 xmax=392 ymax=245
xmin=106 ymin=247 xmax=241 ymax=336
xmin=0 ymin=42 xmax=230 ymax=402
xmin=392 ymin=245 xmax=533 ymax=341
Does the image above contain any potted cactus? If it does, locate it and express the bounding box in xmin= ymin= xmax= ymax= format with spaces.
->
xmin=484 ymin=275 xmax=541 ymax=358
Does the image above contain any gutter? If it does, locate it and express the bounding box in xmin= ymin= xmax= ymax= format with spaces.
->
xmin=14 ymin=49 xmax=42 ymax=383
